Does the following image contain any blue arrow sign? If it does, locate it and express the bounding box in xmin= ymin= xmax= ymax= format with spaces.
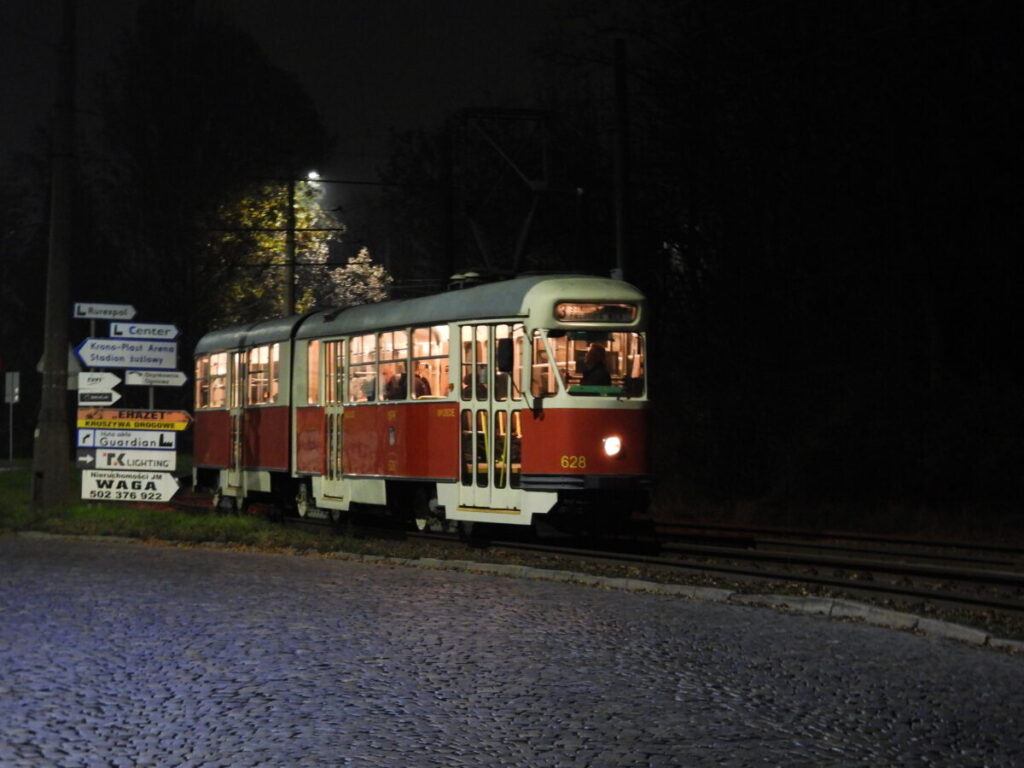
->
xmin=74 ymin=338 xmax=178 ymax=370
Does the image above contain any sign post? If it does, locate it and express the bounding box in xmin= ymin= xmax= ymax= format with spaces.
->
xmin=4 ymin=371 xmax=18 ymax=462
xmin=72 ymin=306 xmax=189 ymax=504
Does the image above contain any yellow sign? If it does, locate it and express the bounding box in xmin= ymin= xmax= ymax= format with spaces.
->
xmin=76 ymin=408 xmax=192 ymax=431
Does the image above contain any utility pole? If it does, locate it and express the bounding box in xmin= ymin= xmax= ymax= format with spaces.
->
xmin=284 ymin=178 xmax=296 ymax=314
xmin=612 ymin=38 xmax=631 ymax=281
xmin=32 ymin=0 xmax=76 ymax=510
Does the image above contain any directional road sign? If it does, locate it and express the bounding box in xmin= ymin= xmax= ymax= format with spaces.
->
xmin=77 ymin=449 xmax=177 ymax=472
xmin=77 ymin=429 xmax=177 ymax=450
xmin=126 ymin=370 xmax=187 ymax=387
xmin=78 ymin=372 xmax=121 ymax=391
xmin=81 ymin=470 xmax=180 ymax=503
xmin=77 ymin=390 xmax=122 ymax=406
xmin=75 ymin=339 xmax=177 ymax=370
xmin=76 ymin=408 xmax=192 ymax=431
xmin=74 ymin=302 xmax=136 ymax=320
xmin=110 ymin=322 xmax=180 ymax=340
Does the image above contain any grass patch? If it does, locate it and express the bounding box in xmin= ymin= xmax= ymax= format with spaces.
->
xmin=0 ymin=464 xmax=331 ymax=552
xmin=0 ymin=461 xmax=38 ymax=531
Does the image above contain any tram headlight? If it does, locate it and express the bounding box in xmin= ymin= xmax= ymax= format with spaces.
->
xmin=602 ymin=435 xmax=622 ymax=457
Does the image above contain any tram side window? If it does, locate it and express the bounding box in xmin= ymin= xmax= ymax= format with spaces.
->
xmin=307 ymin=341 xmax=320 ymax=404
xmin=461 ymin=325 xmax=490 ymax=400
xmin=230 ymin=353 xmax=244 ymax=408
xmin=324 ymin=340 xmax=345 ymax=403
xmin=531 ymin=332 xmax=558 ymax=397
xmin=194 ymin=352 xmax=228 ymax=409
xmin=493 ymin=324 xmax=523 ymax=402
xmin=247 ymin=344 xmax=280 ymax=404
xmin=379 ymin=330 xmax=409 ymax=400
xmin=411 ymin=325 xmax=449 ymax=398
xmin=348 ymin=334 xmax=377 ymax=402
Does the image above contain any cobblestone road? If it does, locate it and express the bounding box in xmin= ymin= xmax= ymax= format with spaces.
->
xmin=1 ymin=536 xmax=1022 ymax=767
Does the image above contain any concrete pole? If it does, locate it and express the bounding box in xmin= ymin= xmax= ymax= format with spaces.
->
xmin=32 ymin=0 xmax=76 ymax=511
xmin=612 ymin=38 xmax=630 ymax=281
xmin=285 ymin=178 xmax=296 ymax=314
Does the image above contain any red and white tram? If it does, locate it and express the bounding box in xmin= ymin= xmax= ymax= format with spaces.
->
xmin=192 ymin=274 xmax=650 ymax=531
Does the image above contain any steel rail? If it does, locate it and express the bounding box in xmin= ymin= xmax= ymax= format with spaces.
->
xmin=656 ymin=541 xmax=1024 ymax=587
xmin=478 ymin=538 xmax=1024 ymax=615
xmin=655 ymin=520 xmax=1024 ymax=558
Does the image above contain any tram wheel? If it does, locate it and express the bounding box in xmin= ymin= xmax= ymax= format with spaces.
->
xmin=328 ymin=508 xmax=353 ymax=536
xmin=295 ymin=482 xmax=313 ymax=518
xmin=457 ymin=521 xmax=491 ymax=546
xmin=411 ymin=486 xmax=447 ymax=532
xmin=212 ymin=487 xmax=236 ymax=515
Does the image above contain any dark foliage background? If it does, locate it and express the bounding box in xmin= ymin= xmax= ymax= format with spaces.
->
xmin=1 ymin=0 xmax=1020 ymax=531
xmin=374 ymin=0 xmax=1023 ymax=527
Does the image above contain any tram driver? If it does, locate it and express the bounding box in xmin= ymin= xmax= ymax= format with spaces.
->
xmin=579 ymin=343 xmax=612 ymax=386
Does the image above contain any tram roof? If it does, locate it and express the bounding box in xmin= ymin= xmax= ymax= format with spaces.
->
xmin=194 ymin=316 xmax=305 ymax=355
xmin=297 ymin=274 xmax=644 ymax=340
xmin=195 ymin=274 xmax=644 ymax=353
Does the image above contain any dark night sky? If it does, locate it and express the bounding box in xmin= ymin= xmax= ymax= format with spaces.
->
xmin=0 ymin=0 xmax=571 ymax=179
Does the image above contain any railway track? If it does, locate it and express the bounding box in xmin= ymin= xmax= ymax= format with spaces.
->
xmin=171 ymin=491 xmax=1024 ymax=628
xmin=471 ymin=533 xmax=1024 ymax=615
xmin=655 ymin=520 xmax=1024 ymax=569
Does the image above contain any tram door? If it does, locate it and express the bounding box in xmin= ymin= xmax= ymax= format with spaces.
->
xmin=227 ymin=351 xmax=244 ymax=493
xmin=458 ymin=324 xmax=524 ymax=514
xmin=321 ymin=340 xmax=346 ymax=501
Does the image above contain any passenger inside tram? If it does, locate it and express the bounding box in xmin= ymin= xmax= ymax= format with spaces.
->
xmin=578 ymin=343 xmax=612 ymax=386
xmin=413 ymin=371 xmax=431 ymax=397
xmin=383 ymin=365 xmax=408 ymax=400
xmin=461 ymin=367 xmax=488 ymax=399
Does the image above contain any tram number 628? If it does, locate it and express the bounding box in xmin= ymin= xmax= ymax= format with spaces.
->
xmin=560 ymin=455 xmax=587 ymax=469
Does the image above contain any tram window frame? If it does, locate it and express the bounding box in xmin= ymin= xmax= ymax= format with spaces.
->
xmin=347 ymin=334 xmax=377 ymax=403
xmin=378 ymin=330 xmax=409 ymax=401
xmin=194 ymin=356 xmax=208 ymax=408
xmin=531 ymin=330 xmax=647 ymax=397
xmin=230 ymin=353 xmax=244 ymax=408
xmin=491 ymin=409 xmax=523 ymax=488
xmin=306 ymin=340 xmax=320 ymax=405
xmin=461 ymin=325 xmax=490 ymax=400
xmin=246 ymin=344 xmax=280 ymax=405
xmin=530 ymin=331 xmax=558 ymax=398
xmin=411 ymin=325 xmax=450 ymax=399
xmin=493 ymin=323 xmax=524 ymax=402
xmin=324 ymin=340 xmax=345 ymax=404
xmin=194 ymin=352 xmax=228 ymax=409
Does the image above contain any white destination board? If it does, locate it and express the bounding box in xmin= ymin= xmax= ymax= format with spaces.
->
xmin=75 ymin=339 xmax=177 ymax=370
xmin=82 ymin=470 xmax=180 ymax=503
xmin=74 ymin=303 xmax=136 ymax=320
xmin=110 ymin=322 xmax=180 ymax=340
xmin=78 ymin=372 xmax=121 ymax=391
xmin=81 ymin=449 xmax=177 ymax=472
xmin=77 ymin=429 xmax=177 ymax=451
xmin=126 ymin=370 xmax=187 ymax=387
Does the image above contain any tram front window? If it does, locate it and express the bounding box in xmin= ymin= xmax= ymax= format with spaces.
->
xmin=534 ymin=330 xmax=646 ymax=397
